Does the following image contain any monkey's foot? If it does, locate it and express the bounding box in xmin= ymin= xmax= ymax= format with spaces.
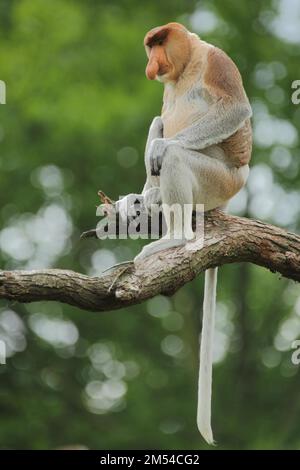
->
xmin=134 ymin=236 xmax=189 ymax=263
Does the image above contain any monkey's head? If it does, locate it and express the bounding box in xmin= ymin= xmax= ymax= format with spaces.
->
xmin=144 ymin=22 xmax=191 ymax=83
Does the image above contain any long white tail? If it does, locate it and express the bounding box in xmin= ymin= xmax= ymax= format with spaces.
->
xmin=197 ymin=267 xmax=218 ymax=445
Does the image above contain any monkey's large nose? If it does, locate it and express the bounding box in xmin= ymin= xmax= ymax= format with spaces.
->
xmin=146 ymin=58 xmax=159 ymax=80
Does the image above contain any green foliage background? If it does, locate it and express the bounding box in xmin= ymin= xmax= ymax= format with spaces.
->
xmin=0 ymin=0 xmax=300 ymax=450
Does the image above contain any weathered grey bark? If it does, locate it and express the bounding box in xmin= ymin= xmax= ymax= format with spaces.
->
xmin=0 ymin=210 xmax=299 ymax=312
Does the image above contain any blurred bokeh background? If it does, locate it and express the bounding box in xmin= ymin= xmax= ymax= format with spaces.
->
xmin=0 ymin=0 xmax=300 ymax=450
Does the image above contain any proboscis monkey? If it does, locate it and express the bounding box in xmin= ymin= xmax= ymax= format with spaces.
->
xmin=115 ymin=22 xmax=252 ymax=444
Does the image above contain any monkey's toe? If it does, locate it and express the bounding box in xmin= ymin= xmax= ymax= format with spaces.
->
xmin=134 ymin=237 xmax=186 ymax=264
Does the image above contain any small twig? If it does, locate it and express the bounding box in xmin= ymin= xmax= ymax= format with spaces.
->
xmin=80 ymin=229 xmax=97 ymax=240
xmin=98 ymin=190 xmax=114 ymax=205
xmin=108 ymin=264 xmax=134 ymax=293
xmin=102 ymin=260 xmax=134 ymax=274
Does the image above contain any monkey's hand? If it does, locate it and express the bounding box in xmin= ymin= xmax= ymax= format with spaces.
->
xmin=115 ymin=193 xmax=144 ymax=222
xmin=149 ymin=138 xmax=169 ymax=176
xmin=143 ymin=187 xmax=162 ymax=216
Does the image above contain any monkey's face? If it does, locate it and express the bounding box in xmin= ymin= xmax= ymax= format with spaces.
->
xmin=144 ymin=23 xmax=191 ymax=83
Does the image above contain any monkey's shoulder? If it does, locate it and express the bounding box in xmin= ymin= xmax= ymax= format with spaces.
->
xmin=203 ymin=46 xmax=246 ymax=101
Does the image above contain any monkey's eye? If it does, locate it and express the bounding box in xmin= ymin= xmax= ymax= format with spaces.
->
xmin=158 ymin=40 xmax=164 ymax=46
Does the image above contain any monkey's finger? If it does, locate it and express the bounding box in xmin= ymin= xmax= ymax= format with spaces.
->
xmin=157 ymin=154 xmax=163 ymax=173
xmin=154 ymin=154 xmax=162 ymax=175
xmin=150 ymin=156 xmax=156 ymax=175
xmin=150 ymin=155 xmax=160 ymax=176
xmin=151 ymin=168 xmax=160 ymax=176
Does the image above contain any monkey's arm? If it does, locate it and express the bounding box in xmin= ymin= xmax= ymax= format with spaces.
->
xmin=174 ymin=47 xmax=252 ymax=150
xmin=172 ymin=98 xmax=251 ymax=151
xmin=149 ymin=99 xmax=251 ymax=176
xmin=114 ymin=116 xmax=163 ymax=220
xmin=149 ymin=48 xmax=252 ymax=175
xmin=141 ymin=117 xmax=163 ymax=211
xmin=144 ymin=116 xmax=163 ymax=163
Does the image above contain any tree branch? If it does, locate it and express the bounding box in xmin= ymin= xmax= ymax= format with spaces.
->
xmin=0 ymin=210 xmax=299 ymax=312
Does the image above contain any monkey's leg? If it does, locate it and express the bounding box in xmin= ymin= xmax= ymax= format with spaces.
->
xmin=135 ymin=145 xmax=248 ymax=262
xmin=135 ymin=145 xmax=196 ymax=262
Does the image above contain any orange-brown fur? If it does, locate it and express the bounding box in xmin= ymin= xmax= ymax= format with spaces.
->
xmin=204 ymin=47 xmax=252 ymax=167
xmin=144 ymin=25 xmax=252 ymax=168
